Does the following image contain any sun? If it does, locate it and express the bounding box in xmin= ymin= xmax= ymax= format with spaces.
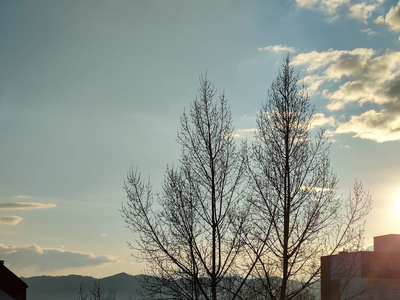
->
xmin=395 ymin=193 xmax=400 ymax=220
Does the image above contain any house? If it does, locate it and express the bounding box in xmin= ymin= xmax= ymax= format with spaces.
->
xmin=321 ymin=234 xmax=400 ymax=300
xmin=0 ymin=260 xmax=28 ymax=300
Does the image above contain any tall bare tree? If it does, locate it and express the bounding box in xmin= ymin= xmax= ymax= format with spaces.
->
xmin=248 ymin=56 xmax=372 ymax=300
xmin=77 ymin=283 xmax=88 ymax=300
xmin=122 ymin=76 xmax=258 ymax=300
xmin=77 ymin=280 xmax=116 ymax=300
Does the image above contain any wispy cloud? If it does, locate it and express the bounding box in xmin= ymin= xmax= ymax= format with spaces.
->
xmin=361 ymin=28 xmax=376 ymax=36
xmin=13 ymin=195 xmax=29 ymax=199
xmin=300 ymin=74 xmax=326 ymax=93
xmin=233 ymin=128 xmax=258 ymax=139
xmin=295 ymin=0 xmax=319 ymax=9
xmin=0 ymin=216 xmax=23 ymax=225
xmin=0 ymin=202 xmax=56 ymax=210
xmin=349 ymin=3 xmax=376 ymax=24
xmin=0 ymin=244 xmax=118 ymax=272
xmin=294 ymin=48 xmax=400 ymax=142
xmin=296 ymin=0 xmax=382 ymax=24
xmin=258 ymin=45 xmax=295 ymax=53
xmin=295 ymin=0 xmax=350 ymax=16
xmin=311 ymin=113 xmax=337 ymax=129
xmin=301 ymin=185 xmax=335 ymax=193
xmin=320 ymin=0 xmax=350 ymax=16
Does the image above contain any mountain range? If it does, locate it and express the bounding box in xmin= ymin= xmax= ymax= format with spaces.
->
xmin=22 ymin=273 xmax=321 ymax=299
xmin=22 ymin=272 xmax=143 ymax=300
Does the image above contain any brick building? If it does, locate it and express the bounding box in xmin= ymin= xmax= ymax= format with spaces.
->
xmin=321 ymin=234 xmax=400 ymax=300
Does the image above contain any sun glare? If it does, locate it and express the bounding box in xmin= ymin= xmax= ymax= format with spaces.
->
xmin=395 ymin=193 xmax=400 ymax=220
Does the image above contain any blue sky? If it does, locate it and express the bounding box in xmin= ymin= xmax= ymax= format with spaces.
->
xmin=1 ymin=0 xmax=400 ymax=277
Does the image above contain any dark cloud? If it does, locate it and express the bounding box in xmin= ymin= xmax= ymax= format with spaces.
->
xmin=335 ymin=110 xmax=400 ymax=142
xmin=294 ymin=49 xmax=400 ymax=142
xmin=0 ymin=244 xmax=117 ymax=272
xmin=381 ymin=79 xmax=400 ymax=103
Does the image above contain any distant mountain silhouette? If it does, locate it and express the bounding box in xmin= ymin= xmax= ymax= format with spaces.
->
xmin=22 ymin=273 xmax=321 ymax=299
xmin=22 ymin=272 xmax=143 ymax=300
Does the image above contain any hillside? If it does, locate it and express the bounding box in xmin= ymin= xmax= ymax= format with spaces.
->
xmin=21 ymin=273 xmax=321 ymax=299
xmin=22 ymin=272 xmax=143 ymax=300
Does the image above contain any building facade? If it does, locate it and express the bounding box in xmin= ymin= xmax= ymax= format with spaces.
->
xmin=321 ymin=234 xmax=400 ymax=300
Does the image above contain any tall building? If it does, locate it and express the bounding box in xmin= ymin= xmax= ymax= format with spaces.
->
xmin=321 ymin=234 xmax=400 ymax=300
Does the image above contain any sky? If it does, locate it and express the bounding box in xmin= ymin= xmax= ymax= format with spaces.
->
xmin=1 ymin=0 xmax=400 ymax=278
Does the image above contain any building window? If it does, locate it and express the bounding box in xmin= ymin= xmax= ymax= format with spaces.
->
xmin=389 ymin=281 xmax=400 ymax=290
xmin=369 ymin=280 xmax=379 ymax=290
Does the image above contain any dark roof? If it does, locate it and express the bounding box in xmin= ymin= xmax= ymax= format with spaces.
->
xmin=0 ymin=260 xmax=28 ymax=289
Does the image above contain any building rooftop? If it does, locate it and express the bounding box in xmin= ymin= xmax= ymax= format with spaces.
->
xmin=0 ymin=260 xmax=28 ymax=300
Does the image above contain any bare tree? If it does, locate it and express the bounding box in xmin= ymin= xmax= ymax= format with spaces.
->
xmin=90 ymin=280 xmax=116 ymax=300
xmin=77 ymin=280 xmax=116 ymax=300
xmin=248 ymin=56 xmax=372 ymax=300
xmin=77 ymin=282 xmax=88 ymax=300
xmin=122 ymin=76 xmax=259 ymax=300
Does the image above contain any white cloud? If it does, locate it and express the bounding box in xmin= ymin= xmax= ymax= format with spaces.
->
xmin=296 ymin=0 xmax=382 ymax=23
xmin=13 ymin=195 xmax=29 ymax=199
xmin=258 ymin=45 xmax=295 ymax=53
xmin=0 ymin=216 xmax=23 ymax=225
xmin=0 ymin=244 xmax=118 ymax=272
xmin=375 ymin=15 xmax=385 ymax=25
xmin=296 ymin=0 xmax=319 ymax=8
xmin=294 ymin=49 xmax=400 ymax=107
xmin=335 ymin=110 xmax=400 ymax=142
xmin=294 ymin=48 xmax=400 ymax=142
xmin=293 ymin=48 xmax=375 ymax=73
xmin=233 ymin=128 xmax=258 ymax=138
xmin=0 ymin=202 xmax=56 ymax=210
xmin=320 ymin=0 xmax=350 ymax=15
xmin=301 ymin=185 xmax=335 ymax=193
xmin=301 ymin=74 xmax=326 ymax=93
xmin=311 ymin=113 xmax=337 ymax=128
xmin=375 ymin=1 xmax=400 ymax=31
xmin=361 ymin=28 xmax=376 ymax=36
xmin=295 ymin=0 xmax=349 ymax=15
xmin=349 ymin=3 xmax=376 ymax=23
